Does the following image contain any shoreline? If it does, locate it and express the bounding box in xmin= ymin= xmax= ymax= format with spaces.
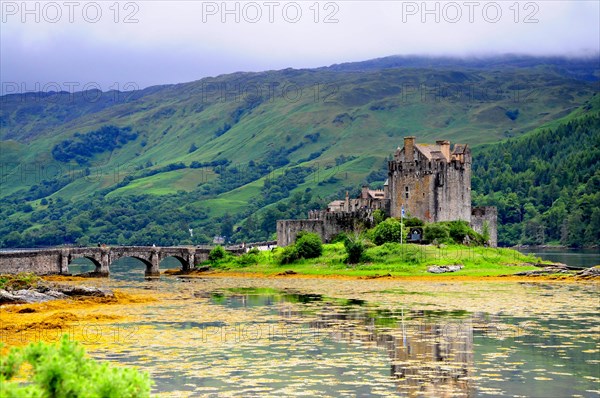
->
xmin=1 ymin=270 xmax=596 ymax=351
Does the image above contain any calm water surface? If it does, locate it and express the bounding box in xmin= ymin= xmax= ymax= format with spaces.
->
xmin=60 ymin=258 xmax=600 ymax=397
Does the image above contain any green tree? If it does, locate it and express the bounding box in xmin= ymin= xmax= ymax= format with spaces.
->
xmin=563 ymin=209 xmax=585 ymax=247
xmin=481 ymin=221 xmax=491 ymax=243
xmin=403 ymin=216 xmax=424 ymax=228
xmin=585 ymin=208 xmax=600 ymax=244
xmin=219 ymin=213 xmax=234 ymax=239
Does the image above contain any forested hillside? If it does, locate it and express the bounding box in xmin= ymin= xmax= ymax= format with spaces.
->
xmin=472 ymin=96 xmax=600 ymax=247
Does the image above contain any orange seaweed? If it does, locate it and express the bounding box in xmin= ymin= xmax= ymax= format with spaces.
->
xmin=1 ymin=289 xmax=158 ymax=349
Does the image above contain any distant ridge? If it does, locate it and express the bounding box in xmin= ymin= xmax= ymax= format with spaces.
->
xmin=322 ymin=54 xmax=600 ymax=81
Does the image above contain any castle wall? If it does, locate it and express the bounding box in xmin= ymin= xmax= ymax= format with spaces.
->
xmin=277 ymin=219 xmax=324 ymax=247
xmin=277 ymin=210 xmax=374 ymax=247
xmin=470 ymin=206 xmax=498 ymax=247
xmin=434 ymin=159 xmax=471 ymax=222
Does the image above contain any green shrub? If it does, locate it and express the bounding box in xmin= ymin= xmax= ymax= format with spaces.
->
xmin=236 ymin=253 xmax=259 ymax=266
xmin=447 ymin=221 xmax=484 ymax=245
xmin=448 ymin=221 xmax=471 ymax=243
xmin=423 ymin=223 xmax=450 ymax=243
xmin=371 ymin=218 xmax=403 ymax=245
xmin=482 ymin=221 xmax=491 ymax=244
xmin=278 ymin=245 xmax=299 ymax=265
xmin=403 ymin=216 xmax=424 ymax=228
xmin=344 ymin=236 xmax=365 ymax=264
xmin=422 ymin=221 xmax=484 ymax=245
xmin=330 ymin=233 xmax=348 ymax=244
xmin=295 ymin=232 xmax=323 ymax=259
xmin=247 ymin=247 xmax=260 ymax=255
xmin=208 ymin=246 xmax=227 ymax=262
xmin=0 ymin=335 xmax=152 ymax=397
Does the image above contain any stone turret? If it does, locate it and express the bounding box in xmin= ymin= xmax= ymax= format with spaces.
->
xmin=436 ymin=140 xmax=450 ymax=160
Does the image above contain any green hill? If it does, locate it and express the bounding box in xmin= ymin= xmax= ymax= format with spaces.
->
xmin=0 ymin=56 xmax=598 ymax=247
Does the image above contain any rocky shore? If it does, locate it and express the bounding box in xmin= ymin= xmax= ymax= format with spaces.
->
xmin=512 ymin=264 xmax=600 ymax=279
xmin=0 ymin=283 xmax=113 ymax=304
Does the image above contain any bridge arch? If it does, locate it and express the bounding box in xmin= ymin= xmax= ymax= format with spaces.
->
xmin=160 ymin=255 xmax=188 ymax=271
xmin=110 ymin=254 xmax=158 ymax=277
xmin=68 ymin=256 xmax=102 ymax=274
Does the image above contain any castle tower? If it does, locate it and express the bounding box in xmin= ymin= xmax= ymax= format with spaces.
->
xmin=388 ymin=137 xmax=472 ymax=223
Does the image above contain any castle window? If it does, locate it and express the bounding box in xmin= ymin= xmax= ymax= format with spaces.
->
xmin=405 ymin=186 xmax=409 ymax=199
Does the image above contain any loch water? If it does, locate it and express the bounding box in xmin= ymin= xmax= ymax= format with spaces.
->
xmin=56 ymin=259 xmax=600 ymax=397
xmin=516 ymin=247 xmax=600 ymax=268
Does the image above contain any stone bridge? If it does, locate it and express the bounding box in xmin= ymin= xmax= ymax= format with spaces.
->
xmin=0 ymin=245 xmax=246 ymax=277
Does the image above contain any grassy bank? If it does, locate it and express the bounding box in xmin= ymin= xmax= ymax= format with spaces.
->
xmin=203 ymin=243 xmax=542 ymax=278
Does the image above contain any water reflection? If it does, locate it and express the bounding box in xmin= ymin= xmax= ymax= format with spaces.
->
xmin=192 ymin=287 xmax=599 ymax=397
xmin=389 ymin=316 xmax=474 ymax=397
xmin=207 ymin=288 xmax=477 ymax=397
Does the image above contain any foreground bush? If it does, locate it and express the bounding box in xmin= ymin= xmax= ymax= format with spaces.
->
xmin=294 ymin=232 xmax=323 ymax=259
xmin=372 ymin=209 xmax=387 ymax=226
xmin=422 ymin=221 xmax=484 ymax=245
xmin=0 ymin=335 xmax=152 ymax=397
xmin=447 ymin=220 xmax=484 ymax=245
xmin=403 ymin=216 xmax=424 ymax=228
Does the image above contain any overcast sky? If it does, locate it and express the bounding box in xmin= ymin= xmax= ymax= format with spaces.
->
xmin=1 ymin=1 xmax=599 ymax=94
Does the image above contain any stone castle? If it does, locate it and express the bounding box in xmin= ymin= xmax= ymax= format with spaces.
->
xmin=277 ymin=137 xmax=497 ymax=247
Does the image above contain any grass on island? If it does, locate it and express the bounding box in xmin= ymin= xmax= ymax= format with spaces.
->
xmin=202 ymin=243 xmax=542 ymax=278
